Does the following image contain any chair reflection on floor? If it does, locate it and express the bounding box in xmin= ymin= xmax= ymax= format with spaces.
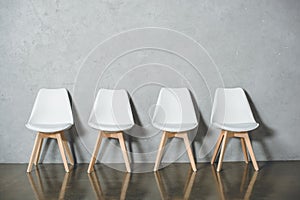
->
xmin=211 ymin=165 xmax=258 ymax=200
xmin=154 ymin=168 xmax=196 ymax=200
xmin=88 ymin=170 xmax=131 ymax=200
xmin=27 ymin=167 xmax=71 ymax=200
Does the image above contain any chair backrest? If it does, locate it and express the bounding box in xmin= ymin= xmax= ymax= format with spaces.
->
xmin=88 ymin=89 xmax=134 ymax=126
xmin=152 ymin=88 xmax=198 ymax=125
xmin=210 ymin=88 xmax=256 ymax=124
xmin=28 ymin=88 xmax=73 ymax=125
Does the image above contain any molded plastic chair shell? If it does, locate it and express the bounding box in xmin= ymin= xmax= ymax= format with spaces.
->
xmin=25 ymin=88 xmax=73 ymax=133
xmin=211 ymin=88 xmax=259 ymax=132
xmin=88 ymin=89 xmax=134 ymax=132
xmin=152 ymin=88 xmax=198 ymax=132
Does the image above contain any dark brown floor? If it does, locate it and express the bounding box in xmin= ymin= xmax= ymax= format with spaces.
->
xmin=1 ymin=162 xmax=300 ymax=199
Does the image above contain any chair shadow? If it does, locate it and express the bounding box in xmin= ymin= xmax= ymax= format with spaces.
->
xmin=189 ymin=91 xmax=209 ymax=163
xmin=211 ymin=164 xmax=258 ymax=200
xmin=126 ymin=97 xmax=143 ymax=163
xmin=245 ymin=91 xmax=274 ymax=166
xmin=88 ymin=170 xmax=131 ymax=200
xmin=154 ymin=167 xmax=196 ymax=199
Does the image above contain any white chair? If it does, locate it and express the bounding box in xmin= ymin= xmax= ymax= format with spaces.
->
xmin=87 ymin=89 xmax=134 ymax=173
xmin=26 ymin=88 xmax=74 ymax=173
xmin=210 ymin=88 xmax=259 ymax=172
xmin=153 ymin=88 xmax=198 ymax=172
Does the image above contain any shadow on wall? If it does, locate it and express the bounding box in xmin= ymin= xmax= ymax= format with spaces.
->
xmin=245 ymin=91 xmax=274 ymax=162
xmin=189 ymin=91 xmax=208 ymax=163
xmin=63 ymin=91 xmax=84 ymax=164
xmin=125 ymin=97 xmax=142 ymax=163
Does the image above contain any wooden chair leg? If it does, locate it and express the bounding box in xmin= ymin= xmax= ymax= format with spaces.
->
xmin=182 ymin=133 xmax=197 ymax=172
xmin=154 ymin=131 xmax=168 ymax=171
xmin=211 ymin=130 xmax=225 ymax=164
xmin=243 ymin=133 xmax=259 ymax=171
xmin=240 ymin=138 xmax=249 ymax=163
xmin=27 ymin=133 xmax=43 ymax=172
xmin=118 ymin=132 xmax=131 ymax=173
xmin=61 ymin=132 xmax=74 ymax=165
xmin=88 ymin=132 xmax=103 ymax=173
xmin=56 ymin=133 xmax=70 ymax=173
xmin=217 ymin=131 xmax=229 ymax=172
xmin=33 ymin=138 xmax=44 ymax=165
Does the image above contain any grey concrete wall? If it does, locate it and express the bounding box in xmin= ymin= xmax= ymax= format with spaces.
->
xmin=1 ymin=0 xmax=299 ymax=168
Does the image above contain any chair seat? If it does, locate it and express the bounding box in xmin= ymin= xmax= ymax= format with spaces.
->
xmin=88 ymin=121 xmax=134 ymax=132
xmin=25 ymin=123 xmax=73 ymax=133
xmin=153 ymin=122 xmax=198 ymax=132
xmin=212 ymin=122 xmax=259 ymax=132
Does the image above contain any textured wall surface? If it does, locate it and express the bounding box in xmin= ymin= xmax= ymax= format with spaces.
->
xmin=1 ymin=0 xmax=299 ymax=167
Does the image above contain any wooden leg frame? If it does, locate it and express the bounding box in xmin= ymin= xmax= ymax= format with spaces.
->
xmin=27 ymin=131 xmax=74 ymax=173
xmin=87 ymin=131 xmax=131 ymax=173
xmin=154 ymin=131 xmax=197 ymax=172
xmin=211 ymin=130 xmax=259 ymax=172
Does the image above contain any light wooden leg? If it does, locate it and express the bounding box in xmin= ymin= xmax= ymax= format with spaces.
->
xmin=33 ymin=138 xmax=43 ymax=166
xmin=241 ymin=138 xmax=249 ymax=163
xmin=27 ymin=133 xmax=43 ymax=172
xmin=154 ymin=131 xmax=168 ymax=171
xmin=217 ymin=131 xmax=229 ymax=172
xmin=61 ymin=132 xmax=74 ymax=165
xmin=118 ymin=132 xmax=131 ymax=173
xmin=56 ymin=133 xmax=70 ymax=173
xmin=211 ymin=130 xmax=225 ymax=164
xmin=243 ymin=133 xmax=259 ymax=171
xmin=87 ymin=132 xmax=103 ymax=173
xmin=182 ymin=133 xmax=197 ymax=172
xmin=62 ymin=141 xmax=74 ymax=165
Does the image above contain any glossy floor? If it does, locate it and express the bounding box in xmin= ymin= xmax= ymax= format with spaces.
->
xmin=1 ymin=162 xmax=300 ymax=199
